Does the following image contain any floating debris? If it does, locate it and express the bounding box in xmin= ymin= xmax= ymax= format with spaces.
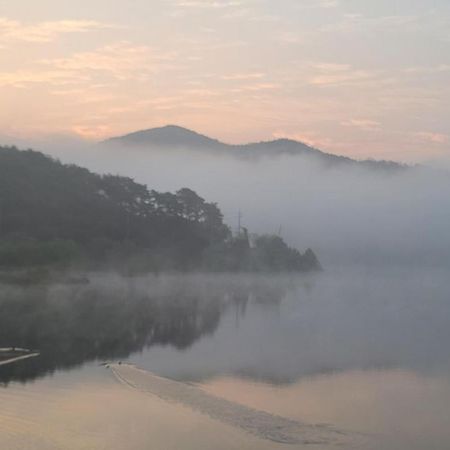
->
xmin=0 ymin=348 xmax=40 ymax=367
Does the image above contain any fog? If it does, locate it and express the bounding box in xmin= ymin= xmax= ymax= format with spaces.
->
xmin=129 ymin=268 xmax=450 ymax=383
xmin=2 ymin=269 xmax=449 ymax=385
xmin=1 ymin=269 xmax=449 ymax=450
xmin=30 ymin=138 xmax=450 ymax=268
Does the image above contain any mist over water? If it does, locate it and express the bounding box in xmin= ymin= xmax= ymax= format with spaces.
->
xmin=128 ymin=268 xmax=450 ymax=383
xmin=1 ymin=268 xmax=449 ymax=385
xmin=2 ymin=137 xmax=449 ymax=449
xmin=1 ymin=269 xmax=450 ymax=449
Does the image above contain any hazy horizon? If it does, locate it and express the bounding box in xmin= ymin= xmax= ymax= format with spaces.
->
xmin=1 ymin=0 xmax=450 ymax=164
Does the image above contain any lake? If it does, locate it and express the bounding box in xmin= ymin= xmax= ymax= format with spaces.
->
xmin=1 ymin=268 xmax=449 ymax=449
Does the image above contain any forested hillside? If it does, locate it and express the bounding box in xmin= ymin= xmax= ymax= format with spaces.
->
xmin=0 ymin=146 xmax=320 ymax=273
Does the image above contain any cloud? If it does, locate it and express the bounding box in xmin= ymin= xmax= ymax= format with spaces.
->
xmin=220 ymin=5 xmax=279 ymax=22
xmin=0 ymin=17 xmax=115 ymax=43
xmin=316 ymin=0 xmax=339 ymax=8
xmin=321 ymin=14 xmax=420 ymax=34
xmin=221 ymin=72 xmax=265 ymax=81
xmin=308 ymin=63 xmax=376 ymax=86
xmin=71 ymin=124 xmax=113 ymax=140
xmin=183 ymin=88 xmax=220 ymax=96
xmin=415 ymin=132 xmax=449 ymax=145
xmin=276 ymin=32 xmax=303 ymax=45
xmin=138 ymin=96 xmax=186 ymax=111
xmin=0 ymin=42 xmax=179 ymax=88
xmin=311 ymin=63 xmax=350 ymax=71
xmin=174 ymin=1 xmax=241 ymax=9
xmin=0 ymin=69 xmax=87 ymax=88
xmin=296 ymin=0 xmax=340 ymax=10
xmin=44 ymin=42 xmax=171 ymax=80
xmin=230 ymin=82 xmax=280 ymax=93
xmin=405 ymin=65 xmax=450 ymax=74
xmin=341 ymin=119 xmax=381 ymax=131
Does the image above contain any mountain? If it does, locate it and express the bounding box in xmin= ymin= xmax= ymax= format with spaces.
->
xmin=104 ymin=125 xmax=225 ymax=150
xmin=103 ymin=125 xmax=326 ymax=157
xmin=103 ymin=125 xmax=406 ymax=170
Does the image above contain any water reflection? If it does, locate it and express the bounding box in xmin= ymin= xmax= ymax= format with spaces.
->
xmin=0 ymin=274 xmax=288 ymax=384
xmin=2 ymin=269 xmax=450 ymax=450
xmin=130 ymin=268 xmax=450 ymax=383
xmin=1 ymin=268 xmax=450 ymax=386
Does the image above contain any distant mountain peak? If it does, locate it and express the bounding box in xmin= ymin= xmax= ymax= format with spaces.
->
xmin=103 ymin=125 xmax=405 ymax=171
xmin=146 ymin=124 xmax=208 ymax=136
xmin=103 ymin=125 xmax=318 ymax=154
xmin=269 ymin=138 xmax=299 ymax=145
xmin=104 ymin=124 xmax=224 ymax=149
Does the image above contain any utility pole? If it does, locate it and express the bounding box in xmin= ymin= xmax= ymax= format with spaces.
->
xmin=124 ymin=209 xmax=130 ymax=241
xmin=237 ymin=210 xmax=242 ymax=236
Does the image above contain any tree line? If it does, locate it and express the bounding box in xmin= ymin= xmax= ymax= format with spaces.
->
xmin=0 ymin=145 xmax=320 ymax=273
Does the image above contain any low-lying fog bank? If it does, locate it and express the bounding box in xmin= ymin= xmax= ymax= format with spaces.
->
xmin=36 ymin=140 xmax=450 ymax=268
xmin=1 ymin=268 xmax=449 ymax=385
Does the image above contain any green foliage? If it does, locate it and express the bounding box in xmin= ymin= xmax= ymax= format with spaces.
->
xmin=0 ymin=238 xmax=81 ymax=268
xmin=0 ymin=146 xmax=229 ymax=269
xmin=202 ymin=232 xmax=321 ymax=273
xmin=252 ymin=235 xmax=321 ymax=272
xmin=0 ymin=145 xmax=320 ymax=273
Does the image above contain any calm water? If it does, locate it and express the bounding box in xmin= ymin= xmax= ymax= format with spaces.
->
xmin=1 ymin=269 xmax=449 ymax=449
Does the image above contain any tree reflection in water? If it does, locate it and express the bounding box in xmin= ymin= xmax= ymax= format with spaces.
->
xmin=0 ymin=274 xmax=288 ymax=385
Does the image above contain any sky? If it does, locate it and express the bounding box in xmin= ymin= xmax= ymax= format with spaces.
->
xmin=1 ymin=0 xmax=450 ymax=162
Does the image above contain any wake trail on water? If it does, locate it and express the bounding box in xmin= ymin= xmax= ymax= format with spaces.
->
xmin=109 ymin=364 xmax=354 ymax=446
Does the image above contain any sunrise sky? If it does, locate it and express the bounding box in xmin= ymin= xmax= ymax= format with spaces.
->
xmin=1 ymin=0 xmax=449 ymax=162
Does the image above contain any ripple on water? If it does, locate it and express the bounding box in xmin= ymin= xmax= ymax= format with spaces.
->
xmin=110 ymin=364 xmax=353 ymax=446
